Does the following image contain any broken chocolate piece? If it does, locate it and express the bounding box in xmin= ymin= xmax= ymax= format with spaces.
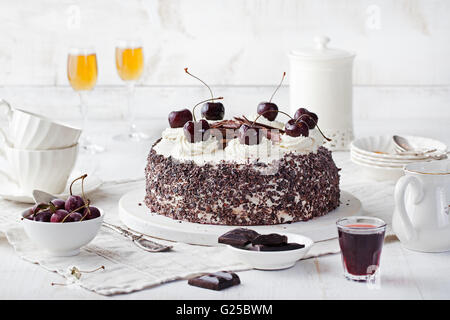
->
xmin=248 ymin=243 xmax=305 ymax=252
xmin=218 ymin=228 xmax=260 ymax=247
xmin=251 ymin=233 xmax=288 ymax=246
xmin=188 ymin=271 xmax=240 ymax=291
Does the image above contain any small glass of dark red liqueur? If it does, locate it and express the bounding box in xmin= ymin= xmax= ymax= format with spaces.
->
xmin=336 ymin=216 xmax=387 ymax=282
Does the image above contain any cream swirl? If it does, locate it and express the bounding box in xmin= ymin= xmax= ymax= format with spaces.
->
xmin=176 ymin=135 xmax=220 ymax=157
xmin=225 ymin=137 xmax=280 ymax=163
xmin=279 ymin=134 xmax=317 ymax=154
xmin=161 ymin=127 xmax=184 ymax=141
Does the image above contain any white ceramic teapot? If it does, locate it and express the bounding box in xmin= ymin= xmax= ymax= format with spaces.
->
xmin=392 ymin=160 xmax=450 ymax=252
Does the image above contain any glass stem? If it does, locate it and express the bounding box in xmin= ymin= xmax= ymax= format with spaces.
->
xmin=126 ymin=81 xmax=136 ymax=136
xmin=78 ymin=91 xmax=88 ymax=132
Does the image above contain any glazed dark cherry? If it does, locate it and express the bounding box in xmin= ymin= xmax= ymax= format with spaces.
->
xmin=238 ymin=124 xmax=263 ymax=145
xmin=285 ymin=119 xmax=309 ymax=137
xmin=201 ymin=102 xmax=225 ymax=120
xmin=183 ymin=119 xmax=211 ymax=143
xmin=185 ymin=67 xmax=226 ymax=121
xmin=294 ymin=108 xmax=318 ymax=129
xmin=257 ymin=102 xmax=278 ymax=121
xmin=168 ymin=108 xmax=193 ymax=128
xmin=256 ymin=72 xmax=286 ymax=122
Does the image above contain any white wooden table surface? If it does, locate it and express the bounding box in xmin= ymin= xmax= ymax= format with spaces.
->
xmin=1 ymin=119 xmax=450 ymax=300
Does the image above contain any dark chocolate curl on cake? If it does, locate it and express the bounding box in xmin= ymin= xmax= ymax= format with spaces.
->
xmin=144 ymin=140 xmax=340 ymax=226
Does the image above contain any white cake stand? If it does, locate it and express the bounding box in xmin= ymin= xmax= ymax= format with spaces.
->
xmin=119 ymin=189 xmax=361 ymax=246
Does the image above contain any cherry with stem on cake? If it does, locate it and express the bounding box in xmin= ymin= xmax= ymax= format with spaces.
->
xmin=238 ymin=124 xmax=263 ymax=146
xmin=184 ymin=97 xmax=224 ymax=143
xmin=185 ymin=68 xmax=225 ymax=120
xmin=295 ymin=112 xmax=332 ymax=142
xmin=257 ymin=72 xmax=286 ymax=121
xmin=285 ymin=119 xmax=309 ymax=137
xmin=294 ymin=108 xmax=318 ymax=129
xmin=253 ymin=109 xmax=310 ymax=138
xmin=168 ymin=109 xmax=193 ymax=128
xmin=239 ymin=109 xmax=291 ymax=145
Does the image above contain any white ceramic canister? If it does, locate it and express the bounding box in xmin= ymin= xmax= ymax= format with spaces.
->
xmin=289 ymin=36 xmax=355 ymax=150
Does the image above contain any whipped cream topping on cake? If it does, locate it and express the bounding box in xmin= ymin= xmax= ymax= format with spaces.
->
xmin=161 ymin=127 xmax=184 ymax=140
xmin=154 ymin=126 xmax=324 ymax=165
xmin=225 ymin=136 xmax=279 ymax=164
xmin=279 ymin=134 xmax=317 ymax=154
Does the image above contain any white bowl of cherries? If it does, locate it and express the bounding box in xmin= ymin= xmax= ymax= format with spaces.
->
xmin=20 ymin=175 xmax=103 ymax=257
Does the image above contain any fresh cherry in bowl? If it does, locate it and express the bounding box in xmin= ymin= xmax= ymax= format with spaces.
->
xmin=20 ymin=174 xmax=104 ymax=257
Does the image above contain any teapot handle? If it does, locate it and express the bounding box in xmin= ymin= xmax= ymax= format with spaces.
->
xmin=393 ymin=175 xmax=424 ymax=241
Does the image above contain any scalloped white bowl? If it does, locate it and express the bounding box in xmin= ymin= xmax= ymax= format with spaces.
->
xmin=351 ymin=135 xmax=447 ymax=160
xmin=350 ymin=156 xmax=404 ymax=181
xmin=21 ymin=208 xmax=104 ymax=257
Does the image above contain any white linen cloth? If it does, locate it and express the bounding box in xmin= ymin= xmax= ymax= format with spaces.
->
xmin=0 ymin=152 xmax=397 ymax=295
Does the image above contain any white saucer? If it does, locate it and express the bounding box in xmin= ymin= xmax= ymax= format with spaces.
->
xmin=0 ymin=174 xmax=103 ymax=203
xmin=119 ymin=188 xmax=362 ymax=246
xmin=351 ymin=156 xmax=404 ymax=181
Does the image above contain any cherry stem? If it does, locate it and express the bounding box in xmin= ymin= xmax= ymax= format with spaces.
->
xmin=61 ymin=200 xmax=90 ymax=223
xmin=269 ymin=72 xmax=286 ymax=103
xmin=185 ymin=68 xmax=214 ymax=102
xmin=80 ymin=199 xmax=91 ymax=222
xmin=23 ymin=203 xmax=50 ymax=220
xmin=252 ymin=109 xmax=292 ymax=127
xmin=78 ymin=266 xmax=105 ymax=273
xmin=192 ymin=96 xmax=223 ymax=122
xmin=69 ymin=174 xmax=87 ymax=196
xmin=295 ymin=114 xmax=332 ymax=141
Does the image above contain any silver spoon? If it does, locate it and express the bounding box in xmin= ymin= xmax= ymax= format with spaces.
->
xmin=393 ymin=135 xmax=414 ymax=153
xmin=32 ymin=189 xmax=172 ymax=253
xmin=392 ymin=135 xmax=448 ymax=159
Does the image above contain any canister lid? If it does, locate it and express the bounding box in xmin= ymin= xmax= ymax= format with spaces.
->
xmin=290 ymin=36 xmax=355 ymax=60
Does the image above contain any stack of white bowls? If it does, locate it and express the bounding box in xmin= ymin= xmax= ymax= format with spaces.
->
xmin=0 ymin=100 xmax=81 ymax=196
xmin=350 ymin=135 xmax=448 ymax=181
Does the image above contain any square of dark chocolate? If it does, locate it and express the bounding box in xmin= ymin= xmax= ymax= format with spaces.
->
xmin=249 ymin=243 xmax=305 ymax=251
xmin=188 ymin=271 xmax=240 ymax=291
xmin=218 ymin=228 xmax=260 ymax=247
xmin=251 ymin=233 xmax=288 ymax=246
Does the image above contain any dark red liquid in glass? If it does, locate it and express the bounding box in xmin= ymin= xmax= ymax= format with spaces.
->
xmin=338 ymin=224 xmax=385 ymax=276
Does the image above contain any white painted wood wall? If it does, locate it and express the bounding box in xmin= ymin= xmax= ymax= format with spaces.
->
xmin=0 ymin=0 xmax=449 ymax=132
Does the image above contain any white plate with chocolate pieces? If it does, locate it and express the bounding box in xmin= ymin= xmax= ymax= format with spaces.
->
xmin=220 ymin=228 xmax=313 ymax=270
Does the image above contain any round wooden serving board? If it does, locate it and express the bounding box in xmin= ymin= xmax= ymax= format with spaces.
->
xmin=119 ymin=188 xmax=361 ymax=246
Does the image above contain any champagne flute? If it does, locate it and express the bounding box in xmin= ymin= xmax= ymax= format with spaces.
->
xmin=67 ymin=47 xmax=105 ymax=153
xmin=114 ymin=39 xmax=149 ymax=141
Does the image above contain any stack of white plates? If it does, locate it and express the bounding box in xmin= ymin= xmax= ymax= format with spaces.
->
xmin=350 ymin=135 xmax=448 ymax=181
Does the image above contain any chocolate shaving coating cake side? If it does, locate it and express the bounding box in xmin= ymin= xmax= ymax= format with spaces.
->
xmin=144 ymin=140 xmax=340 ymax=226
